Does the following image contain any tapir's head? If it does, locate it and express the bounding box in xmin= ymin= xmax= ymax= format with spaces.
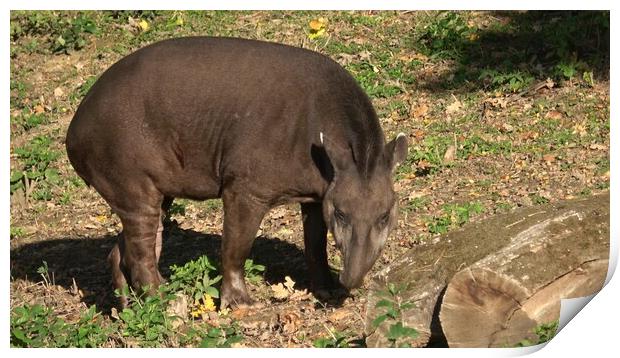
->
xmin=319 ymin=132 xmax=408 ymax=289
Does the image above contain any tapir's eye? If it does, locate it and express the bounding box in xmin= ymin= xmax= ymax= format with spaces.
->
xmin=334 ymin=207 xmax=348 ymax=224
xmin=377 ymin=212 xmax=390 ymax=227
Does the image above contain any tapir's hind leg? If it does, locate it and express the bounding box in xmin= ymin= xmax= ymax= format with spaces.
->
xmin=104 ymin=185 xmax=164 ymax=307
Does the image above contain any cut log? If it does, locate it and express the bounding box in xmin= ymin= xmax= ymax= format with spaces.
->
xmin=364 ymin=193 xmax=609 ymax=348
xmin=440 ymin=200 xmax=609 ymax=347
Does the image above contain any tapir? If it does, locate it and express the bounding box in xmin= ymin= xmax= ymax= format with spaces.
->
xmin=65 ymin=36 xmax=408 ymax=309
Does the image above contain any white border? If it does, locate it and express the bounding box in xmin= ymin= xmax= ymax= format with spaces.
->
xmin=3 ymin=1 xmax=616 ymax=357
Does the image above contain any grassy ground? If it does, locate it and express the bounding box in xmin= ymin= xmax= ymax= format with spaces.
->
xmin=10 ymin=10 xmax=609 ymax=347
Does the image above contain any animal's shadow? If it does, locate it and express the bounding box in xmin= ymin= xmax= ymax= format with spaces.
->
xmin=10 ymin=221 xmax=346 ymax=313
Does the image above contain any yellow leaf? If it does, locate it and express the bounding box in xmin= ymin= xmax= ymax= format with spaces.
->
xmin=271 ymin=283 xmax=289 ymax=299
xmin=284 ymin=276 xmax=295 ymax=291
xmin=139 ymin=20 xmax=149 ymax=32
xmin=308 ymin=28 xmax=326 ymax=40
xmin=175 ymin=17 xmax=184 ymax=26
xmin=309 ymin=20 xmax=324 ymax=31
xmin=201 ymin=294 xmax=216 ymax=312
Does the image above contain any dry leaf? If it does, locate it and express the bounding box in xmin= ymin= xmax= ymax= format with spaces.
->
xmin=271 ymin=283 xmax=289 ymax=300
xmin=542 ymin=154 xmax=556 ymax=163
xmin=53 ymin=87 xmax=64 ymax=98
xmin=279 ymin=311 xmax=301 ymax=334
xmin=445 ymin=98 xmax=462 ymax=114
xmin=166 ymin=293 xmax=188 ymax=329
xmin=412 ymin=103 xmax=429 ymax=118
xmin=589 ymin=143 xmax=607 ymax=151
xmin=284 ymin=276 xmax=295 ymax=291
xmin=443 ymin=145 xmax=456 ymax=163
xmin=138 ymin=19 xmax=149 ymax=32
xmin=545 ymin=110 xmax=563 ymax=120
xmin=500 ymin=123 xmax=514 ymax=132
xmin=289 ymin=289 xmax=311 ymax=301
xmin=34 ymin=104 xmax=45 ymax=114
xmin=328 ymin=309 xmax=353 ymax=323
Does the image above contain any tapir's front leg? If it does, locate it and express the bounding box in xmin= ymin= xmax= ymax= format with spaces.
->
xmin=220 ymin=190 xmax=268 ymax=309
xmin=301 ymin=202 xmax=336 ymax=299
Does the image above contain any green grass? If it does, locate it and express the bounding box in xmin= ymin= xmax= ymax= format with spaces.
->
xmin=11 ymin=135 xmax=62 ymax=200
xmin=427 ymin=201 xmax=484 ymax=234
xmin=11 ymin=254 xmax=254 ymax=347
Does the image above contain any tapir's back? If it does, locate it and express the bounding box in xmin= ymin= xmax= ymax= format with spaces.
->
xmin=66 ymin=36 xmax=384 ymax=202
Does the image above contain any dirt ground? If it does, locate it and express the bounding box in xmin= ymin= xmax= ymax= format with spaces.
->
xmin=10 ymin=11 xmax=610 ymax=347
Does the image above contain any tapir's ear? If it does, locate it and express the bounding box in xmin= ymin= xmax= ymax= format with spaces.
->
xmin=316 ymin=132 xmax=351 ymax=179
xmin=385 ymin=132 xmax=408 ymax=171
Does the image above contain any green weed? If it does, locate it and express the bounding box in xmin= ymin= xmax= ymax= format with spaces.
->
xmin=372 ymin=283 xmax=418 ymax=348
xmin=116 ymin=286 xmax=177 ymax=347
xmin=167 ymin=255 xmax=222 ymax=302
xmin=313 ymin=330 xmax=357 ymax=348
xmin=11 ymin=135 xmax=61 ymax=200
xmin=10 ymin=304 xmax=114 ymax=347
xmin=199 ymin=325 xmax=244 ymax=348
xmin=10 ymin=226 xmax=25 ymax=239
xmin=515 ymin=321 xmax=558 ymax=347
xmin=244 ymin=259 xmax=266 ymax=284
xmin=427 ymin=201 xmax=484 ymax=234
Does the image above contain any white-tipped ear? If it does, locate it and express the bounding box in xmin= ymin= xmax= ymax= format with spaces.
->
xmin=320 ymin=132 xmax=324 ymax=145
xmin=386 ymin=132 xmax=409 ymax=170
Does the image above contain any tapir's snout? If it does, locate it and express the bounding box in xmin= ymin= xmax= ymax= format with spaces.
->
xmin=338 ymin=270 xmax=365 ymax=289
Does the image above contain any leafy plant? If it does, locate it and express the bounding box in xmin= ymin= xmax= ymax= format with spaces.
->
xmin=372 ymin=283 xmax=418 ymax=348
xmin=313 ymin=329 xmax=355 ymax=348
xmin=53 ymin=14 xmax=98 ymax=53
xmin=11 ymin=135 xmax=61 ymax=200
xmin=168 ymin=202 xmax=187 ymax=216
xmin=427 ymin=201 xmax=484 ymax=234
xmin=415 ymin=11 xmax=477 ymax=60
xmin=515 ymin=321 xmax=558 ymax=347
xmin=199 ymin=325 xmax=243 ymax=348
xmin=168 ymin=255 xmax=222 ymax=303
xmin=10 ymin=226 xmax=25 ymax=239
xmin=479 ymin=69 xmax=535 ymax=93
xmin=244 ymin=259 xmax=266 ymax=284
xmin=116 ymin=286 xmax=177 ymax=347
xmin=10 ymin=304 xmax=113 ymax=347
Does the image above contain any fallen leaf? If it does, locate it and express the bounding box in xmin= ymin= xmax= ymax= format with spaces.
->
xmin=445 ymin=98 xmax=462 ymax=114
xmin=289 ymin=289 xmax=311 ymax=301
xmin=53 ymin=87 xmax=64 ymax=98
xmin=271 ymin=283 xmax=289 ymax=300
xmin=412 ymin=103 xmax=429 ymax=119
xmin=417 ymin=159 xmax=431 ymax=169
xmin=138 ymin=19 xmax=149 ymax=32
xmin=545 ymin=110 xmax=563 ymax=120
xmin=542 ymin=154 xmax=556 ymax=163
xmin=443 ymin=145 xmax=456 ymax=163
xmin=500 ymin=123 xmax=514 ymax=132
xmin=34 ymin=105 xmax=45 ymax=114
xmin=284 ymin=276 xmax=295 ymax=291
xmin=328 ymin=309 xmax=353 ymax=323
xmin=166 ymin=293 xmax=188 ymax=329
xmin=279 ymin=311 xmax=301 ymax=334
xmin=589 ymin=143 xmax=607 ymax=151
xmin=308 ymin=18 xmax=327 ymax=39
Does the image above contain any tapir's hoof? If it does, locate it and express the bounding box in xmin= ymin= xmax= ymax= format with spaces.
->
xmin=313 ymin=287 xmax=349 ymax=301
xmin=220 ymin=290 xmax=258 ymax=310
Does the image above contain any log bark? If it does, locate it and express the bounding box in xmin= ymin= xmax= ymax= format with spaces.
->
xmin=364 ymin=193 xmax=609 ymax=348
